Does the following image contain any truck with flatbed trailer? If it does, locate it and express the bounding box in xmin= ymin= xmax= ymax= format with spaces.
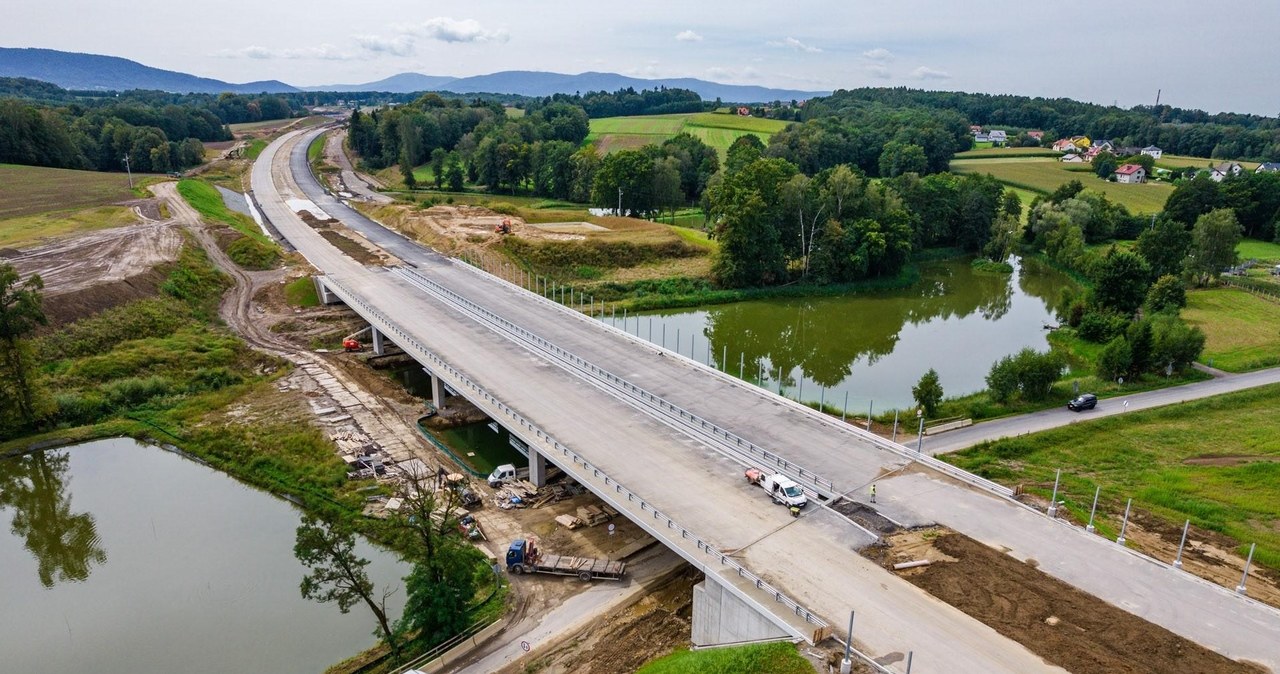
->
xmin=504 ymin=538 xmax=626 ymax=581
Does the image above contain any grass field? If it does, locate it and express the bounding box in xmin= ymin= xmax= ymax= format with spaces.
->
xmin=244 ymin=140 xmax=268 ymax=161
xmin=637 ymin=642 xmax=813 ymax=674
xmin=587 ymin=112 xmax=791 ymax=157
xmin=945 ymin=383 xmax=1280 ymax=570
xmin=951 ymin=157 xmax=1174 ymax=213
xmin=1155 ymin=154 xmax=1261 ymax=172
xmin=0 ymin=163 xmax=156 ymax=220
xmin=953 ymin=147 xmax=1062 ymax=159
xmin=1183 ymin=287 xmax=1280 ymax=371
xmin=1238 ymin=238 xmax=1280 ymax=263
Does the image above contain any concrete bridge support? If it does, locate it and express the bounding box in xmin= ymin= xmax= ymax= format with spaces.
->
xmin=313 ymin=276 xmax=343 ymax=305
xmin=528 ymin=449 xmax=548 ymax=487
xmin=426 ymin=368 xmax=448 ymax=409
xmin=371 ymin=326 xmax=386 ymax=356
xmin=691 ymin=577 xmax=792 ymax=648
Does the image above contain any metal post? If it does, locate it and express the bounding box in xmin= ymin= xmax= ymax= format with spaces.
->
xmin=662 ymin=324 xmax=666 ymax=349
xmin=622 ymin=307 xmax=627 ymax=329
xmin=777 ymin=366 xmax=782 ymax=394
xmin=905 ymin=651 xmax=913 ymax=674
xmin=916 ymin=414 xmax=924 ymax=453
xmin=612 ymin=306 xmax=617 ymax=325
xmin=867 ymin=401 xmax=873 ymax=432
xmin=842 ymin=392 xmax=849 ymax=421
xmin=839 ymin=610 xmax=855 ymax=674
xmin=892 ymin=410 xmax=899 ymax=442
xmin=739 ymin=352 xmax=744 ymax=379
xmin=820 ymin=386 xmax=825 ymax=410
xmin=798 ymin=376 xmax=803 ymax=402
xmin=676 ymin=328 xmax=680 ymax=352
xmin=1173 ymin=519 xmax=1190 ymax=569
xmin=649 ymin=317 xmax=653 ymax=342
xmin=1117 ymin=498 xmax=1132 ymax=545
xmin=1047 ymin=469 xmax=1061 ymax=519
xmin=722 ymin=344 xmax=727 ymax=370
xmin=1086 ymin=486 xmax=1100 ymax=533
xmin=1237 ymin=543 xmax=1256 ymax=594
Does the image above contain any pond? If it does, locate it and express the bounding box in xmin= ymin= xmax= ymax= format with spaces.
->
xmin=617 ymin=256 xmax=1072 ymax=412
xmin=0 ymin=438 xmax=408 ymax=674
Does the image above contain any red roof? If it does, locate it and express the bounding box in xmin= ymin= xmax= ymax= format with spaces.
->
xmin=1115 ymin=164 xmax=1144 ymax=175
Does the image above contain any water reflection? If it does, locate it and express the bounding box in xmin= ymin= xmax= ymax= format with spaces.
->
xmin=0 ymin=450 xmax=107 ymax=587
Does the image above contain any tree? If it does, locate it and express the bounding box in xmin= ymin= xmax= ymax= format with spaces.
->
xmin=0 ymin=264 xmax=48 ymax=426
xmin=399 ymin=151 xmax=416 ymax=190
xmin=1096 ymin=336 xmax=1132 ymax=381
xmin=1164 ymin=175 xmax=1222 ymax=226
xmin=1126 ymin=319 xmax=1155 ymax=376
xmin=1136 ymin=217 xmax=1192 ymax=279
xmin=444 ymin=152 xmax=465 ymax=192
xmin=295 ymin=516 xmax=400 ymax=659
xmin=912 ymin=369 xmax=943 ymax=417
xmin=1144 ymin=275 xmax=1187 ymax=314
xmin=1184 ymin=208 xmax=1243 ymax=285
xmin=985 ymin=348 xmax=1064 ymax=402
xmin=878 ymin=141 xmax=927 ymax=178
xmin=724 ymin=134 xmax=765 ymax=175
xmin=430 ymin=148 xmax=447 ymax=189
xmin=1090 ymin=249 xmax=1151 ymax=315
xmin=1150 ymin=314 xmax=1206 ymax=372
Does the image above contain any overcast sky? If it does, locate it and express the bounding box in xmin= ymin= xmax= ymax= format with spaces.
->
xmin=6 ymin=0 xmax=1279 ymax=114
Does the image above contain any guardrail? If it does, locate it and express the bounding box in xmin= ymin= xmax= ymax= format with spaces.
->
xmin=391 ymin=266 xmax=840 ymax=501
xmin=319 ymin=275 xmax=830 ymax=641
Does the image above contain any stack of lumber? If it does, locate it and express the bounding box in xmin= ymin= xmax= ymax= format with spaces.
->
xmin=576 ymin=504 xmax=618 ymax=527
xmin=554 ymin=514 xmax=582 ymax=529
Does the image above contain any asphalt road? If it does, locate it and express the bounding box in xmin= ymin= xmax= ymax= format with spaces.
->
xmin=923 ymin=367 xmax=1280 ymax=455
xmin=255 ymin=128 xmax=1280 ymax=673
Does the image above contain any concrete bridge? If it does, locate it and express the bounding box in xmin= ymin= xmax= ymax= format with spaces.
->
xmin=252 ymin=128 xmax=1280 ymax=674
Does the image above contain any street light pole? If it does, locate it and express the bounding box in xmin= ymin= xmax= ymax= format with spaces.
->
xmin=916 ymin=409 xmax=924 ymax=453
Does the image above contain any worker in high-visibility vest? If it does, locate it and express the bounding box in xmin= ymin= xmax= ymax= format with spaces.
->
xmin=870 ymin=483 xmax=877 ymax=504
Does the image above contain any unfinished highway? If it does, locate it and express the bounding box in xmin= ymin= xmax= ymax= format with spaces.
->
xmin=252 ymin=127 xmax=1280 ymax=673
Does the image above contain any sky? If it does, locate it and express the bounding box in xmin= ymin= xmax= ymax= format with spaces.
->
xmin=6 ymin=0 xmax=1279 ymax=115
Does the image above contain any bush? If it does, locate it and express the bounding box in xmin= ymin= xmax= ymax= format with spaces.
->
xmin=99 ymin=375 xmax=174 ymax=408
xmin=971 ymin=258 xmax=1014 ymax=274
xmin=226 ymin=235 xmax=280 ymax=270
xmin=1150 ymin=314 xmax=1207 ymax=372
xmin=1096 ymin=336 xmax=1132 ymax=380
xmin=1144 ymin=274 xmax=1187 ymax=313
xmin=487 ymin=202 xmax=520 ymax=216
xmin=912 ymin=369 xmax=944 ymax=417
xmin=1077 ymin=311 xmax=1129 ymax=343
xmin=986 ymin=348 xmax=1065 ymax=402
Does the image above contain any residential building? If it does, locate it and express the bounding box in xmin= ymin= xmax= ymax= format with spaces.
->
xmin=1092 ymin=140 xmax=1115 ymax=153
xmin=1060 ymin=154 xmax=1085 ymax=163
xmin=1256 ymin=162 xmax=1280 ymax=174
xmin=975 ymin=133 xmax=991 ymax=143
xmin=1141 ymin=145 xmax=1163 ymax=160
xmin=988 ymin=130 xmax=1008 ymax=143
xmin=1115 ymin=164 xmax=1146 ymax=183
xmin=1208 ymin=162 xmax=1244 ymax=182
xmin=1053 ymin=139 xmax=1078 ymax=152
xmin=1027 ymin=130 xmax=1045 ymax=140
xmin=1070 ymin=135 xmax=1092 ymax=149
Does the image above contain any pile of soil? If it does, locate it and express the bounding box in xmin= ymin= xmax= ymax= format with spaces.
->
xmin=879 ymin=531 xmax=1264 ymax=674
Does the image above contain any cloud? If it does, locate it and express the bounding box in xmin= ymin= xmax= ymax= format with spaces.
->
xmin=862 ymin=48 xmax=894 ymax=62
xmin=767 ymin=37 xmax=822 ymax=53
xmin=403 ymin=17 xmax=509 ymax=44
xmin=675 ymin=30 xmax=703 ymax=42
xmin=911 ymin=66 xmax=951 ymax=80
xmin=354 ymin=34 xmax=415 ymax=56
xmin=217 ymin=44 xmax=352 ymax=60
xmin=865 ymin=64 xmax=892 ymax=79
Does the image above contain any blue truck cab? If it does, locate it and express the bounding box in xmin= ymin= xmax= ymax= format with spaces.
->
xmin=506 ymin=539 xmax=528 ymax=570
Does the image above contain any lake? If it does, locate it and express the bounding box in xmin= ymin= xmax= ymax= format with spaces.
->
xmin=616 ymin=256 xmax=1072 ymax=412
xmin=0 ymin=438 xmax=408 ymax=674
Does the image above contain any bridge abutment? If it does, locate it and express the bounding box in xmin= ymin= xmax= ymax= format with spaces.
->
xmin=313 ymin=276 xmax=343 ymax=305
xmin=691 ymin=577 xmax=793 ymax=648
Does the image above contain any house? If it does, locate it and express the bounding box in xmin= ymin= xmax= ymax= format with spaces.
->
xmin=988 ymin=130 xmax=1008 ymax=143
xmin=736 ymin=106 xmax=751 ymax=116
xmin=1256 ymin=162 xmax=1280 ymax=174
xmin=1141 ymin=145 xmax=1163 ymax=160
xmin=1208 ymin=162 xmax=1244 ymax=182
xmin=1027 ymin=130 xmax=1045 ymax=140
xmin=1114 ymin=146 xmax=1142 ymax=157
xmin=1115 ymin=164 xmax=1146 ymax=183
xmin=1092 ymin=140 xmax=1115 ymax=153
xmin=1070 ymin=135 xmax=1092 ymax=149
xmin=970 ymin=125 xmax=983 ymax=134
xmin=1053 ymin=139 xmax=1078 ymax=152
xmin=1082 ymin=146 xmax=1104 ymax=161
xmin=1060 ymin=153 xmax=1085 ymax=163
xmin=975 ymin=132 xmax=991 ymax=143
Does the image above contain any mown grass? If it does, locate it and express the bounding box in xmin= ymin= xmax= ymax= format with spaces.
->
xmin=0 ymin=205 xmax=139 ymax=248
xmin=285 ymin=276 xmax=321 ymax=307
xmin=1238 ymin=238 xmax=1280 ymax=263
xmin=587 ymin=112 xmax=790 ymax=158
xmin=244 ymin=139 xmax=268 ymax=161
xmin=308 ymin=134 xmax=325 ymax=163
xmin=1155 ymin=154 xmax=1260 ymax=172
xmin=951 ymin=158 xmax=1174 ymax=213
xmin=638 ymin=642 xmax=814 ymax=674
xmin=944 ymin=383 xmax=1280 ymax=571
xmin=1183 ymin=287 xmax=1280 ymax=372
xmin=953 ymin=147 xmax=1061 ymax=159
xmin=177 ymin=178 xmax=280 ymax=269
xmin=0 ymin=163 xmax=159 ymax=220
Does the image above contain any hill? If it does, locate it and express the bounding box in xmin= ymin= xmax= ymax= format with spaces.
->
xmin=0 ymin=48 xmax=297 ymax=94
xmin=307 ymin=70 xmax=826 ymax=103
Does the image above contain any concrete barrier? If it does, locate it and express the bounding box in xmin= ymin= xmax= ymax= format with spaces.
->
xmin=924 ymin=418 xmax=973 ymax=435
xmin=410 ymin=618 xmax=507 ymax=674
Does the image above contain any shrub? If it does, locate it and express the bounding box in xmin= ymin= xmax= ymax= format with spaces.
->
xmin=99 ymin=375 xmax=174 ymax=408
xmin=1096 ymin=336 xmax=1132 ymax=380
xmin=1077 ymin=310 xmax=1129 ymax=343
xmin=227 ymin=235 xmax=280 ymax=270
xmin=1144 ymin=275 xmax=1187 ymax=313
xmin=986 ymin=348 xmax=1065 ymax=402
xmin=487 ymin=202 xmax=520 ymax=216
xmin=1150 ymin=314 xmax=1206 ymax=372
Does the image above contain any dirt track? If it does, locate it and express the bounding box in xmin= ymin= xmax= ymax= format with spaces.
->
xmin=8 ymin=221 xmax=182 ymax=296
xmin=876 ymin=530 xmax=1265 ymax=674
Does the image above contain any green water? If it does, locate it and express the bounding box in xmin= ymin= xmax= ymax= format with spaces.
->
xmin=613 ymin=256 xmax=1072 ymax=411
xmin=437 ymin=423 xmax=527 ymax=475
xmin=0 ymin=438 xmax=408 ymax=674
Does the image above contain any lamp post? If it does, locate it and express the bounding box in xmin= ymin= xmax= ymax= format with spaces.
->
xmin=916 ymin=408 xmax=924 ymax=453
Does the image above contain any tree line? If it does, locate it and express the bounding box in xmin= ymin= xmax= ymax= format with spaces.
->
xmin=532 ymin=86 xmax=707 ymax=118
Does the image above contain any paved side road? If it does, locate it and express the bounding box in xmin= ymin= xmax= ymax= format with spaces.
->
xmin=924 ymin=366 xmax=1280 ymax=455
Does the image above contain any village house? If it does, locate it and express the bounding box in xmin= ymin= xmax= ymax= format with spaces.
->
xmin=1027 ymin=130 xmax=1045 ymax=140
xmin=1115 ymin=164 xmax=1146 ymax=183
xmin=1092 ymin=140 xmax=1115 ymax=153
xmin=975 ymin=132 xmax=991 ymax=143
xmin=1053 ymin=138 xmax=1078 ymax=152
xmin=970 ymin=125 xmax=983 ymax=134
xmin=1070 ymin=135 xmax=1092 ymax=149
xmin=1141 ymin=145 xmax=1163 ymax=160
xmin=987 ymin=130 xmax=1008 ymax=144
xmin=1060 ymin=153 xmax=1085 ymax=163
xmin=1256 ymin=162 xmax=1280 ymax=174
xmin=1208 ymin=162 xmax=1244 ymax=182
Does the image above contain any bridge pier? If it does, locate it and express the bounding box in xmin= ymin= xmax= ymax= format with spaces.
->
xmin=371 ymin=326 xmax=386 ymax=356
xmin=691 ymin=577 xmax=792 ymax=648
xmin=426 ymin=368 xmax=448 ymax=408
xmin=313 ymin=276 xmax=343 ymax=305
xmin=528 ymin=449 xmax=548 ymax=487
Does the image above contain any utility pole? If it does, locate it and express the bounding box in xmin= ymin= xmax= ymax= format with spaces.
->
xmin=123 ymin=154 xmax=134 ymax=189
xmin=617 ymin=186 xmax=623 ymax=216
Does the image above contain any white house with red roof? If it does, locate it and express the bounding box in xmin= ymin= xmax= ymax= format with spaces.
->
xmin=1115 ymin=164 xmax=1146 ymax=184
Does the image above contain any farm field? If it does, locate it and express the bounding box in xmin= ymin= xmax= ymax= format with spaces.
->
xmin=951 ymin=157 xmax=1174 ymax=213
xmin=953 ymin=146 xmax=1061 ymax=159
xmin=1156 ymin=154 xmax=1261 ymax=172
xmin=1238 ymin=238 xmax=1280 ymax=262
xmin=0 ymin=163 xmax=154 ymax=220
xmin=945 ymin=382 xmax=1280 ymax=572
xmin=587 ymin=112 xmax=791 ymax=157
xmin=1183 ymin=287 xmax=1280 ymax=372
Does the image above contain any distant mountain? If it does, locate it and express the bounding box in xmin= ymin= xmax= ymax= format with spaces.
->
xmin=307 ymin=70 xmax=827 ymax=102
xmin=0 ymin=48 xmax=297 ymax=94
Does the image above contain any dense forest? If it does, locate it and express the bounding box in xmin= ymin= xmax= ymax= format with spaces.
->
xmin=531 ymin=87 xmax=707 ymax=118
xmin=0 ymin=78 xmax=308 ymax=172
xmin=784 ymin=88 xmax=1280 ymax=161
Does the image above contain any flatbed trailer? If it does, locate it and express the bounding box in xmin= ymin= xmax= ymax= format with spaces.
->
xmin=505 ymin=538 xmax=626 ymax=581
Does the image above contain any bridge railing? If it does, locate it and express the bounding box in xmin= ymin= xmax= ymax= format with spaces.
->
xmin=320 ymin=276 xmax=831 ymax=639
xmin=392 ymin=266 xmax=839 ymax=500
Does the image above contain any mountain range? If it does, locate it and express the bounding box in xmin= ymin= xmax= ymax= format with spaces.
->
xmin=0 ymin=47 xmax=827 ymax=102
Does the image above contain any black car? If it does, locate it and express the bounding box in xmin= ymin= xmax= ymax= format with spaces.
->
xmin=1068 ymin=393 xmax=1097 ymax=411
